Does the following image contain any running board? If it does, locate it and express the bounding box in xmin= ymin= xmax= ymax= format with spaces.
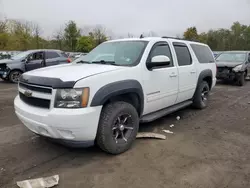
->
xmin=140 ymin=100 xmax=193 ymax=123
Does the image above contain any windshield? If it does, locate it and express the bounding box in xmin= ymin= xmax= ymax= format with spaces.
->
xmin=73 ymin=41 xmax=148 ymax=66
xmin=11 ymin=51 xmax=32 ymax=60
xmin=216 ymin=52 xmax=246 ymax=62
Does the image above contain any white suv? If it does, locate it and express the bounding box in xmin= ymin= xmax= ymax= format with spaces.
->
xmin=14 ymin=37 xmax=217 ymax=154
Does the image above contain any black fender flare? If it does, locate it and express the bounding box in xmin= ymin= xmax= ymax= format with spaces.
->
xmin=193 ymin=69 xmax=213 ymax=97
xmin=90 ymin=80 xmax=144 ymax=114
xmin=197 ymin=69 xmax=212 ymax=85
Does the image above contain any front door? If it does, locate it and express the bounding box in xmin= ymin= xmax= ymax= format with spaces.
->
xmin=173 ymin=42 xmax=197 ymax=103
xmin=25 ymin=51 xmax=44 ymax=71
xmin=142 ymin=42 xmax=179 ymax=115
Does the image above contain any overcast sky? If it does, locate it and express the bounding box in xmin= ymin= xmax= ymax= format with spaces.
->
xmin=1 ymin=0 xmax=250 ymax=38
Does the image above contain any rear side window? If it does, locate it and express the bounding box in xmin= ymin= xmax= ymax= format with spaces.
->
xmin=190 ymin=44 xmax=215 ymax=63
xmin=45 ymin=51 xmax=60 ymax=59
xmin=60 ymin=52 xmax=68 ymax=58
xmin=174 ymin=44 xmax=192 ymax=66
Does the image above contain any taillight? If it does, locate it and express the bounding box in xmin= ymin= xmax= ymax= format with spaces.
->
xmin=67 ymin=58 xmax=71 ymax=63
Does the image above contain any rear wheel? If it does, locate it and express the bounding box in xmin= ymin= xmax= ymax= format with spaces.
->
xmin=9 ymin=70 xmax=22 ymax=83
xmin=193 ymin=81 xmax=210 ymax=109
xmin=96 ymin=101 xmax=139 ymax=154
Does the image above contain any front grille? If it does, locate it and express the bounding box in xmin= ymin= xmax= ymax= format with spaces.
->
xmin=19 ymin=92 xmax=51 ymax=109
xmin=0 ymin=64 xmax=7 ymax=71
xmin=19 ymin=82 xmax=52 ymax=94
xmin=217 ymin=67 xmax=232 ymax=72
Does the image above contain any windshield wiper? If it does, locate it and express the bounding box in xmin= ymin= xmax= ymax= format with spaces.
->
xmin=76 ymin=60 xmax=91 ymax=64
xmin=91 ymin=60 xmax=121 ymax=66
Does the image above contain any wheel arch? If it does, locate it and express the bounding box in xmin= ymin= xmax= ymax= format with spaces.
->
xmin=192 ymin=69 xmax=213 ymax=100
xmin=90 ymin=80 xmax=144 ymax=116
xmin=197 ymin=69 xmax=213 ymax=89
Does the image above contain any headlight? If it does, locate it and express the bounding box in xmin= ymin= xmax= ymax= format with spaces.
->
xmin=232 ymin=65 xmax=242 ymax=72
xmin=54 ymin=88 xmax=89 ymax=108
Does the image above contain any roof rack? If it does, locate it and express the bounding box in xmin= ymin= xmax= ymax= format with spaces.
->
xmin=162 ymin=36 xmax=184 ymax=40
xmin=162 ymin=36 xmax=200 ymax=42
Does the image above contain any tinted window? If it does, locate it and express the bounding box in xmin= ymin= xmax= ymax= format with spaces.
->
xmin=46 ymin=51 xmax=60 ymax=59
xmin=60 ymin=52 xmax=68 ymax=58
xmin=174 ymin=45 xmax=192 ymax=66
xmin=149 ymin=43 xmax=173 ymax=66
xmin=191 ymin=44 xmax=215 ymax=63
xmin=28 ymin=52 xmax=43 ymax=61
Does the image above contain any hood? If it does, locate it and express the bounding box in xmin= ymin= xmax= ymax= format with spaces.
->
xmin=0 ymin=59 xmax=20 ymax=65
xmin=0 ymin=59 xmax=13 ymax=64
xmin=215 ymin=61 xmax=243 ymax=68
xmin=25 ymin=63 xmax=125 ymax=81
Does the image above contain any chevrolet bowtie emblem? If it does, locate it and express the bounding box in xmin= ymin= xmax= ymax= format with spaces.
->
xmin=24 ymin=90 xmax=32 ymax=97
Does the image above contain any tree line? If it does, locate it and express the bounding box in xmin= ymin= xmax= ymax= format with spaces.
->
xmin=0 ymin=18 xmax=250 ymax=52
xmin=183 ymin=22 xmax=250 ymax=51
xmin=0 ymin=19 xmax=108 ymax=52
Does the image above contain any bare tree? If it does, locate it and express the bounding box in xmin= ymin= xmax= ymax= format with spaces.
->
xmin=127 ymin=33 xmax=134 ymax=38
xmin=53 ymin=26 xmax=64 ymax=50
xmin=90 ymin=25 xmax=108 ymax=45
xmin=32 ymin=23 xmax=42 ymax=48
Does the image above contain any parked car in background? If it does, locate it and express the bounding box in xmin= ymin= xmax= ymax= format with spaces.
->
xmin=74 ymin=53 xmax=87 ymax=59
xmin=216 ymin=51 xmax=250 ymax=86
xmin=213 ymin=51 xmax=223 ymax=58
xmin=0 ymin=49 xmax=71 ymax=83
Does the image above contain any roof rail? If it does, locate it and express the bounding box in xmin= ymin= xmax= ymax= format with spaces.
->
xmin=162 ymin=36 xmax=184 ymax=40
xmin=162 ymin=36 xmax=201 ymax=42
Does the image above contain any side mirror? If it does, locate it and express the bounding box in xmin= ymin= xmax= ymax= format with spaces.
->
xmin=147 ymin=55 xmax=171 ymax=70
xmin=22 ymin=58 xmax=28 ymax=63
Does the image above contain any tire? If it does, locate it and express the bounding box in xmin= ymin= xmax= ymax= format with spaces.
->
xmin=193 ymin=81 xmax=210 ymax=109
xmin=237 ymin=72 xmax=246 ymax=86
xmin=96 ymin=101 xmax=139 ymax=155
xmin=9 ymin=70 xmax=22 ymax=83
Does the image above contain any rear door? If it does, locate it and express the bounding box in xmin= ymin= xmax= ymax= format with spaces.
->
xmin=45 ymin=51 xmax=62 ymax=67
xmin=173 ymin=42 xmax=197 ymax=103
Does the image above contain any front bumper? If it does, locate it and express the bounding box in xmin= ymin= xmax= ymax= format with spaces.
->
xmin=14 ymin=96 xmax=102 ymax=147
xmin=216 ymin=70 xmax=241 ymax=80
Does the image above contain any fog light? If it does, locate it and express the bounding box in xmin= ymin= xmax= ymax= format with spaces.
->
xmin=57 ymin=129 xmax=75 ymax=139
xmin=38 ymin=127 xmax=49 ymax=136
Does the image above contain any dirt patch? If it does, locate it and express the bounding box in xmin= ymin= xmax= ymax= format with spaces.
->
xmin=1 ymin=82 xmax=250 ymax=188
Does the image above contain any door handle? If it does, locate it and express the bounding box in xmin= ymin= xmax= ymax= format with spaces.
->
xmin=190 ymin=70 xmax=196 ymax=74
xmin=169 ymin=73 xmax=177 ymax=78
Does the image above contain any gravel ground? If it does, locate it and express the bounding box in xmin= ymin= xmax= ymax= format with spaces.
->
xmin=0 ymin=80 xmax=250 ymax=188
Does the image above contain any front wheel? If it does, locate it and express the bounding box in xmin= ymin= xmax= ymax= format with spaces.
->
xmin=193 ymin=81 xmax=210 ymax=109
xmin=9 ymin=70 xmax=22 ymax=83
xmin=96 ymin=101 xmax=139 ymax=154
xmin=237 ymin=72 xmax=246 ymax=86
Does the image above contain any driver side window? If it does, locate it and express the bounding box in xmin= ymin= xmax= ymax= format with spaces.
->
xmin=148 ymin=43 xmax=173 ymax=67
xmin=248 ymin=53 xmax=250 ymax=62
xmin=28 ymin=52 xmax=44 ymax=61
